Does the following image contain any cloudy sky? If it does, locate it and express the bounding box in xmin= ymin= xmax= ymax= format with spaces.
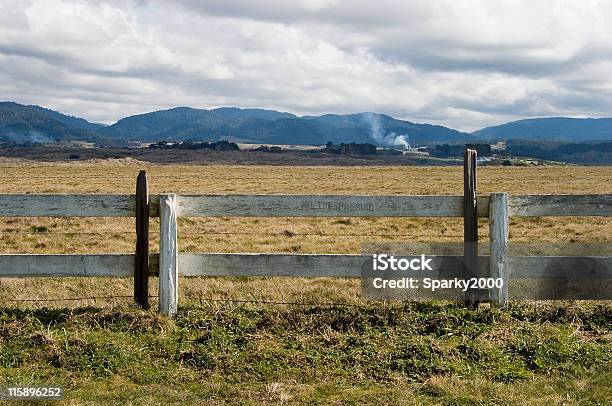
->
xmin=1 ymin=0 xmax=611 ymax=131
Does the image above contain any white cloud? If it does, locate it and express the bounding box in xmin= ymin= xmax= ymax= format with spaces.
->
xmin=0 ymin=0 xmax=611 ymax=130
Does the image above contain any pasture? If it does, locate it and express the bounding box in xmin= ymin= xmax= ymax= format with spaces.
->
xmin=0 ymin=161 xmax=611 ymax=404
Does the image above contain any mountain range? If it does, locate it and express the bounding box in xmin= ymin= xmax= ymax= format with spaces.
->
xmin=1 ymin=101 xmax=611 ymax=147
xmin=474 ymin=117 xmax=612 ymax=142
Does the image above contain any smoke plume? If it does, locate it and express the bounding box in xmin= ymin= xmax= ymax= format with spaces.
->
xmin=362 ymin=112 xmax=410 ymax=149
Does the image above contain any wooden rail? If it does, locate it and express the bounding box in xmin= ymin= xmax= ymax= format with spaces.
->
xmin=2 ymin=253 xmax=608 ymax=279
xmin=176 ymin=194 xmax=491 ymax=217
xmin=0 ymin=194 xmax=160 ymax=217
xmin=1 ymin=253 xmax=609 ymax=300
xmin=508 ymin=194 xmax=612 ymax=217
xmin=0 ymin=254 xmax=140 ymax=277
xmin=0 ymin=193 xmax=609 ymax=219
xmin=0 ymin=168 xmax=610 ymax=316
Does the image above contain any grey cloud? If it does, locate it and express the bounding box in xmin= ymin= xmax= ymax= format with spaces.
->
xmin=173 ymin=0 xmax=612 ymax=75
xmin=0 ymin=0 xmax=611 ymax=131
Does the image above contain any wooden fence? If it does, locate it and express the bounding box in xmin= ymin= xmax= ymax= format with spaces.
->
xmin=1 ymin=159 xmax=611 ymax=316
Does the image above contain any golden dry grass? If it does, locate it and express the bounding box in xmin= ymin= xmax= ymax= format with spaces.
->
xmin=0 ymin=162 xmax=610 ymax=307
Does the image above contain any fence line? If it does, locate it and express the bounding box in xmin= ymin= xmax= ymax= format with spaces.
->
xmin=0 ymin=151 xmax=611 ymax=316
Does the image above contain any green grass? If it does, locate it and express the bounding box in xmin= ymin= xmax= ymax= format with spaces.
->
xmin=1 ymin=301 xmax=610 ymax=405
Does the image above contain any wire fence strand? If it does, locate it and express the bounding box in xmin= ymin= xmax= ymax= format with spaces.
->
xmin=0 ymin=229 xmax=600 ymax=240
xmin=3 ymin=295 xmax=365 ymax=308
xmin=5 ymin=295 xmax=136 ymax=302
xmin=183 ymin=296 xmax=364 ymax=307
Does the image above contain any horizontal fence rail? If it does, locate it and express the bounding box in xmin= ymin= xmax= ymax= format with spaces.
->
xmin=0 ymin=254 xmax=144 ymax=277
xmin=2 ymin=253 xmax=610 ymax=279
xmin=1 ymin=193 xmax=610 ymax=218
xmin=1 ymin=253 xmax=608 ymax=301
xmin=0 ymin=194 xmax=160 ymax=217
xmin=179 ymin=253 xmax=369 ymax=277
xmin=508 ymin=194 xmax=612 ymax=217
xmin=175 ymin=195 xmax=492 ymax=217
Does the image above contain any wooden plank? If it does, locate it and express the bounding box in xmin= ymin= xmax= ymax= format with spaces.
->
xmin=463 ymin=149 xmax=480 ymax=307
xmin=176 ymin=195 xmax=473 ymax=217
xmin=134 ymin=170 xmax=150 ymax=309
xmin=0 ymin=194 xmax=135 ymax=217
xmin=178 ymin=253 xmax=490 ymax=301
xmin=508 ymin=194 xmax=612 ymax=217
xmin=0 ymin=254 xmax=159 ymax=277
xmin=508 ymin=279 xmax=611 ymax=300
xmin=180 ymin=253 xmax=367 ymax=277
xmin=175 ymin=253 xmax=612 ymax=279
xmin=2 ymin=193 xmax=610 ymax=218
xmin=508 ymin=256 xmax=612 ymax=278
xmin=159 ymin=194 xmax=179 ymax=316
xmin=0 ymin=254 xmax=135 ymax=277
xmin=3 ymin=251 xmax=608 ymax=301
xmin=508 ymin=256 xmax=612 ymax=300
xmin=178 ymin=253 xmax=485 ymax=277
xmin=489 ymin=193 xmax=509 ymax=307
xmin=0 ymin=194 xmax=160 ymax=217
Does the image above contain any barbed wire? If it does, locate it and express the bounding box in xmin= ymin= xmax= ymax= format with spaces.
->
xmin=3 ymin=294 xmax=364 ymax=308
xmin=4 ymin=294 xmax=609 ymax=309
xmin=0 ymin=229 xmax=466 ymax=238
xmin=0 ymin=230 xmax=602 ymax=240
xmin=0 ymin=215 xmax=607 ymax=241
xmin=182 ymin=296 xmax=364 ymax=307
xmin=178 ymin=231 xmax=467 ymax=237
xmin=5 ymin=295 xmax=136 ymax=302
xmin=0 ymin=176 xmax=328 ymax=181
xmin=0 ymin=231 xmax=136 ymax=235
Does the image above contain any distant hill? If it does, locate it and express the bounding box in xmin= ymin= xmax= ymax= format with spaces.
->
xmin=504 ymin=139 xmax=612 ymax=165
xmin=28 ymin=105 xmax=105 ymax=132
xmin=4 ymin=101 xmax=612 ymax=148
xmin=100 ymin=107 xmax=468 ymax=145
xmin=473 ymin=117 xmax=612 ymax=141
xmin=0 ymin=102 xmax=112 ymax=145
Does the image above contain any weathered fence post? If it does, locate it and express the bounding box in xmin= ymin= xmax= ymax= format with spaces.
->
xmin=134 ymin=170 xmax=150 ymax=309
xmin=159 ymin=194 xmax=178 ymax=316
xmin=489 ymin=192 xmax=509 ymax=307
xmin=463 ymin=149 xmax=479 ymax=307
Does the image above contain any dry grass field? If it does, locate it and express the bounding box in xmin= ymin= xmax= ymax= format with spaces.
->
xmin=0 ymin=162 xmax=611 ymax=307
xmin=0 ymin=161 xmax=610 ymax=405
